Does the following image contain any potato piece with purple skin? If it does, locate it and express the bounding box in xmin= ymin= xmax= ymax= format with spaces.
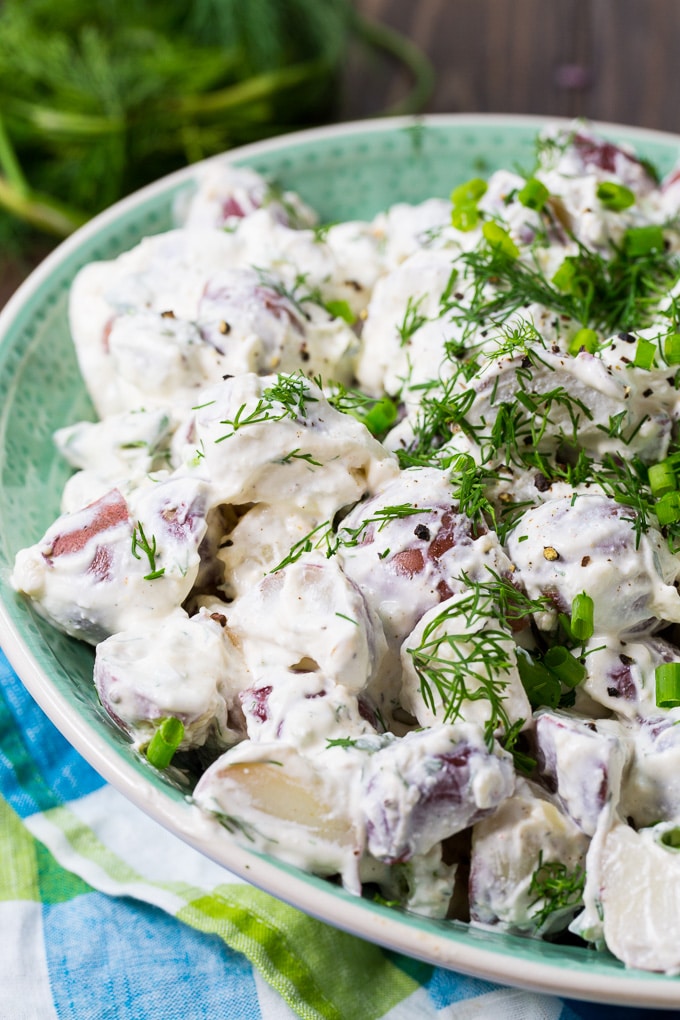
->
xmin=337 ymin=467 xmax=514 ymax=663
xmin=581 ymin=633 xmax=680 ymax=719
xmin=537 ymin=126 xmax=658 ymax=193
xmin=12 ymin=487 xmax=135 ymax=643
xmin=177 ymin=162 xmax=317 ymax=231
xmin=535 ymin=711 xmax=630 ymax=836
xmin=506 ymin=494 xmax=680 ymax=637
xmin=94 ymin=607 xmax=245 ymax=751
xmin=12 ymin=477 xmax=210 ymax=643
xmin=469 ymin=779 xmax=589 ymax=935
xmin=196 ymin=267 xmax=358 ymax=384
xmin=68 ymin=228 xmax=248 ymax=418
xmin=360 ymin=722 xmax=514 ymax=865
xmin=618 ymin=714 xmax=680 ymax=828
xmin=239 ymin=670 xmax=378 ymax=751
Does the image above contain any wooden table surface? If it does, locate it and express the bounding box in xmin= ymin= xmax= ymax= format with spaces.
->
xmin=346 ymin=0 xmax=680 ymax=133
xmin=2 ymin=0 xmax=679 ymax=306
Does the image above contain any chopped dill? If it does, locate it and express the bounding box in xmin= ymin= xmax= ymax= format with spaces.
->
xmin=215 ymin=372 xmax=318 ymax=441
xmin=131 ymin=522 xmax=165 ymax=580
xmin=406 ymin=597 xmax=514 ymax=749
xmin=528 ymin=851 xmax=585 ymax=929
xmin=397 ymin=294 xmax=428 ymax=346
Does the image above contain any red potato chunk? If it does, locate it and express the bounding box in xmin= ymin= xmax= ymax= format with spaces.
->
xmin=469 ymin=779 xmax=589 ymax=935
xmin=506 ymin=494 xmax=680 ymax=637
xmin=11 ymin=479 xmax=210 ymax=643
xmin=360 ymin=723 xmax=514 ymax=865
xmin=535 ymin=711 xmax=630 ymax=836
xmin=338 ymin=467 xmax=512 ymax=655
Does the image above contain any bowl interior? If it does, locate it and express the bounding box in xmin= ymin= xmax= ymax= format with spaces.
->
xmin=2 ymin=115 xmax=680 ymax=1004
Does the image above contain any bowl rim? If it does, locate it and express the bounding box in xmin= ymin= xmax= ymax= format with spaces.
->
xmin=2 ymin=111 xmax=680 ymax=1008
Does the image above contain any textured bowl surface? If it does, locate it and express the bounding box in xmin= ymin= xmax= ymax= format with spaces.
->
xmin=2 ymin=114 xmax=680 ymax=1008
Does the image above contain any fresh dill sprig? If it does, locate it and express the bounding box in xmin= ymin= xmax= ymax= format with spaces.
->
xmin=337 ymin=503 xmax=433 ymax=548
xmin=487 ymin=318 xmax=544 ymax=361
xmin=527 ymin=851 xmax=585 ymax=929
xmin=396 ymin=378 xmax=480 ymax=468
xmin=405 ymin=569 xmax=551 ymax=746
xmin=456 ymin=568 xmax=550 ymax=630
xmin=397 ymin=295 xmax=428 ymax=346
xmin=458 ymin=231 xmax=680 ymax=336
xmin=277 ymin=448 xmax=322 ymax=466
xmin=324 ymin=382 xmax=398 ymax=438
xmin=406 ymin=602 xmax=514 ymax=748
xmin=447 ymin=452 xmax=499 ymax=532
xmin=406 ymin=574 xmax=532 ymax=745
xmin=131 ymin=522 xmax=165 ymax=580
xmin=499 ymin=717 xmax=536 ymax=775
xmin=268 ymin=519 xmax=335 ymax=573
xmin=325 ymin=381 xmax=379 ymax=416
xmin=215 ymin=372 xmax=317 ymax=441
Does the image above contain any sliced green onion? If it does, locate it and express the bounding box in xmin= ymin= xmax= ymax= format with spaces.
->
xmin=633 ymin=338 xmax=656 ymax=370
xmin=516 ymin=648 xmax=561 ymax=709
xmin=623 ymin=224 xmax=665 ymax=256
xmin=482 ymin=221 xmax=519 ymax=258
xmin=655 ymin=490 xmax=680 ymax=526
xmin=359 ymin=396 xmax=398 ymax=437
xmin=570 ymin=592 xmax=594 ymax=642
xmin=324 ymin=299 xmax=354 ymax=324
xmin=543 ymin=646 xmax=586 ymax=687
xmin=655 ymin=662 xmax=680 ymax=708
xmin=451 ymin=202 xmax=480 ymax=232
xmin=568 ymin=327 xmax=599 ymax=355
xmin=664 ymin=333 xmax=680 ymax=365
xmin=450 ymin=177 xmax=487 ymax=233
xmin=659 ymin=826 xmax=680 ymax=850
xmin=648 ymin=460 xmax=677 ymax=498
xmin=518 ymin=177 xmax=549 ymax=211
xmin=451 ymin=177 xmax=488 ymax=206
xmin=595 ymin=181 xmax=635 ymax=211
xmin=146 ymin=717 xmax=184 ymax=769
xmin=551 ymin=257 xmax=577 ymax=293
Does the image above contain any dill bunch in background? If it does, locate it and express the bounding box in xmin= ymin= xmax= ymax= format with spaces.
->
xmin=0 ymin=0 xmax=406 ymax=252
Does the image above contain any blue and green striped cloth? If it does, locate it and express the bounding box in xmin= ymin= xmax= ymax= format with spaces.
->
xmin=0 ymin=647 xmax=659 ymax=1020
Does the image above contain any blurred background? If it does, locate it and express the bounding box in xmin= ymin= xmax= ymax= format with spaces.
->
xmin=346 ymin=0 xmax=680 ymax=131
xmin=1 ymin=0 xmax=678 ymax=304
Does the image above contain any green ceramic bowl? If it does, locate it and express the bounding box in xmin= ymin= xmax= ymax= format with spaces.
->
xmin=2 ymin=114 xmax=680 ymax=1008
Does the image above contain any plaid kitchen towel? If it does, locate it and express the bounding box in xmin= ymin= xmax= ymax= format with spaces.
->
xmin=0 ymin=647 xmax=659 ymax=1020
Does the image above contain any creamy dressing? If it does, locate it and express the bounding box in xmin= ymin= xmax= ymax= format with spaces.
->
xmin=12 ymin=123 xmax=680 ymax=973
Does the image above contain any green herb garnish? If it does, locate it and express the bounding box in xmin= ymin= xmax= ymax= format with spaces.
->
xmin=146 ymin=716 xmax=184 ymax=769
xmin=528 ymin=852 xmax=585 ymax=929
xmin=131 ymin=522 xmax=165 ymax=580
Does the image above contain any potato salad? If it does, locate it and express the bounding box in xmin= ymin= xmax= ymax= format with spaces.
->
xmin=14 ymin=123 xmax=680 ymax=973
